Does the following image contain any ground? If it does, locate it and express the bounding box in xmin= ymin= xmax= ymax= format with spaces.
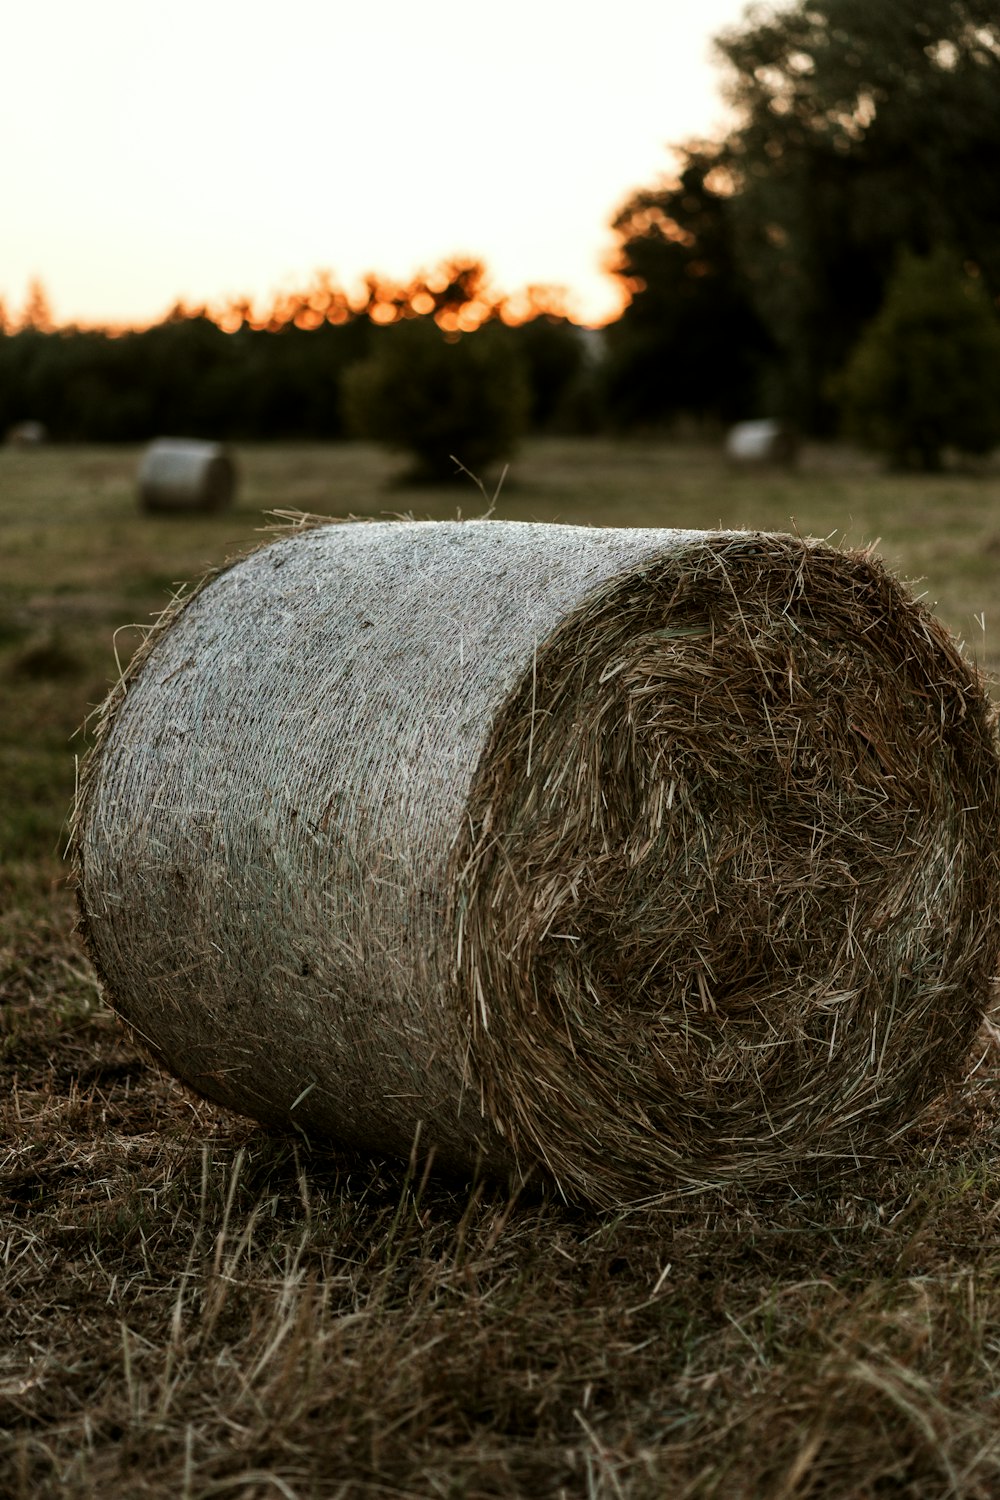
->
xmin=3 ymin=438 xmax=1000 ymax=1498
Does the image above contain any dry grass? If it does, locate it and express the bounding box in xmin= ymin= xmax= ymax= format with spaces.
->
xmin=4 ymin=439 xmax=1000 ymax=1496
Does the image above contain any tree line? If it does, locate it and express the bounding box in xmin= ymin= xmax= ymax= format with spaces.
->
xmin=0 ymin=263 xmax=597 ymax=457
xmin=4 ymin=0 xmax=1000 ymax=471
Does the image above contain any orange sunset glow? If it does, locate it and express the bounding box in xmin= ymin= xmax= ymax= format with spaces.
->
xmin=3 ymin=0 xmax=749 ymax=332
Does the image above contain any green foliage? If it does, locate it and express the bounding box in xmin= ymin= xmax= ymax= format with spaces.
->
xmin=609 ymin=1 xmax=1000 ymax=435
xmin=342 ymin=318 xmax=531 ymax=482
xmin=0 ymin=315 xmax=374 ymax=443
xmin=0 ymin=278 xmax=599 ymax=446
xmin=606 ymin=150 xmax=773 ymax=428
xmin=507 ymin=314 xmax=592 ymax=432
xmin=712 ymin=0 xmax=1000 ymax=429
xmin=836 ymin=251 xmax=1000 ymax=469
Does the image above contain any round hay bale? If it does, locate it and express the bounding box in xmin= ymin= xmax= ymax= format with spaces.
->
xmin=137 ymin=438 xmax=236 ymax=512
xmin=6 ymin=420 xmax=47 ymax=448
xmin=74 ymin=521 xmax=1000 ymax=1205
xmin=725 ymin=419 xmax=799 ymax=467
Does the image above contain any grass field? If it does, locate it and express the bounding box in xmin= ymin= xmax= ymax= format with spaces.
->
xmin=4 ymin=438 xmax=1000 ymax=1498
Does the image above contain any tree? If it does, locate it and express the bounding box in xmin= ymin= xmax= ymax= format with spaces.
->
xmin=0 ymin=258 xmax=592 ymax=445
xmin=713 ymin=0 xmax=1000 ymax=429
xmin=341 ymin=318 xmax=530 ymax=483
xmin=503 ymin=313 xmax=593 ymax=431
xmin=605 ymin=148 xmax=773 ymax=428
xmin=835 ymin=248 xmax=1000 ymax=469
xmin=18 ymin=278 xmax=55 ymax=333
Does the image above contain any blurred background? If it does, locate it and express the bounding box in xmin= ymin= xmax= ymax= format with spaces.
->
xmin=3 ymin=0 xmax=998 ymax=475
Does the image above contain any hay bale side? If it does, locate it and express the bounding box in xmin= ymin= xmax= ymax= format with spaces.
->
xmin=137 ymin=439 xmax=236 ymax=512
xmin=73 ymin=521 xmax=1000 ymax=1205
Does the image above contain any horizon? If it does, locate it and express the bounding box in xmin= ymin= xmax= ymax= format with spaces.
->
xmin=3 ymin=0 xmax=750 ymax=333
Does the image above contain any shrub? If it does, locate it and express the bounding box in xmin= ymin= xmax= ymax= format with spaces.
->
xmin=504 ymin=315 xmax=596 ymax=432
xmin=342 ymin=318 xmax=530 ymax=482
xmin=835 ymin=249 xmax=1000 ymax=470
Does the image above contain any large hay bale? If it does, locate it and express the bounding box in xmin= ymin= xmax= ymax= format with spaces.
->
xmin=74 ymin=521 xmax=1000 ymax=1205
xmin=137 ymin=438 xmax=236 ymax=512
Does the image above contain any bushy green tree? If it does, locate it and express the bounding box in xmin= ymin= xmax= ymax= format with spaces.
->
xmin=342 ymin=318 xmax=530 ymax=482
xmin=606 ymin=148 xmax=773 ymax=428
xmin=610 ymin=0 xmax=1000 ymax=436
xmin=505 ymin=314 xmax=592 ymax=432
xmin=835 ymin=249 xmax=1000 ymax=469
xmin=713 ymin=0 xmax=1000 ymax=429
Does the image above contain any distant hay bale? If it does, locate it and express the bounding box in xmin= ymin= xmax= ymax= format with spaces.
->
xmin=725 ymin=419 xmax=799 ymax=467
xmin=73 ymin=520 xmax=1000 ymax=1206
xmin=137 ymin=438 xmax=236 ymax=512
xmin=6 ymin=420 xmax=47 ymax=448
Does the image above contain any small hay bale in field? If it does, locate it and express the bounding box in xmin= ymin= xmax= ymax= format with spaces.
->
xmin=5 ymin=419 xmax=47 ymax=448
xmin=725 ymin=419 xmax=798 ymax=467
xmin=137 ymin=438 xmax=236 ymax=512
xmin=73 ymin=520 xmax=1000 ymax=1206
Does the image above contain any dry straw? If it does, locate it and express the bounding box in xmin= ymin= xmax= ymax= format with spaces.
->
xmin=74 ymin=520 xmax=1000 ymax=1206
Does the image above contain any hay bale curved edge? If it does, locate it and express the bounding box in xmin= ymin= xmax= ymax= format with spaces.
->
xmin=73 ymin=520 xmax=1000 ymax=1206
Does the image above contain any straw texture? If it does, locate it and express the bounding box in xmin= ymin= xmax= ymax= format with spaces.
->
xmin=74 ymin=520 xmax=1000 ymax=1205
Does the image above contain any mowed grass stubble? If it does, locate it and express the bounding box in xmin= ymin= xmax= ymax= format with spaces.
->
xmin=4 ymin=438 xmax=1000 ymax=1498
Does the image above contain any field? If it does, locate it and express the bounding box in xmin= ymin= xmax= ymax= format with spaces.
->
xmin=4 ymin=437 xmax=1000 ymax=1498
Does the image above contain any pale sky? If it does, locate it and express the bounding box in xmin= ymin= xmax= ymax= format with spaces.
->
xmin=3 ymin=0 xmax=753 ymax=329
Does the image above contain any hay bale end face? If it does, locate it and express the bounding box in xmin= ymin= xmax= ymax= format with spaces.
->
xmin=74 ymin=521 xmax=1000 ymax=1205
xmin=137 ymin=438 xmax=236 ymax=512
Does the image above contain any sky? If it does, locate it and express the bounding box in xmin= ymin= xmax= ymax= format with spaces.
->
xmin=3 ymin=0 xmax=754 ymax=330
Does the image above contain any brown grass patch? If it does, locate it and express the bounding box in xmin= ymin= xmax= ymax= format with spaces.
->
xmin=7 ymin=441 xmax=1000 ymax=1496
